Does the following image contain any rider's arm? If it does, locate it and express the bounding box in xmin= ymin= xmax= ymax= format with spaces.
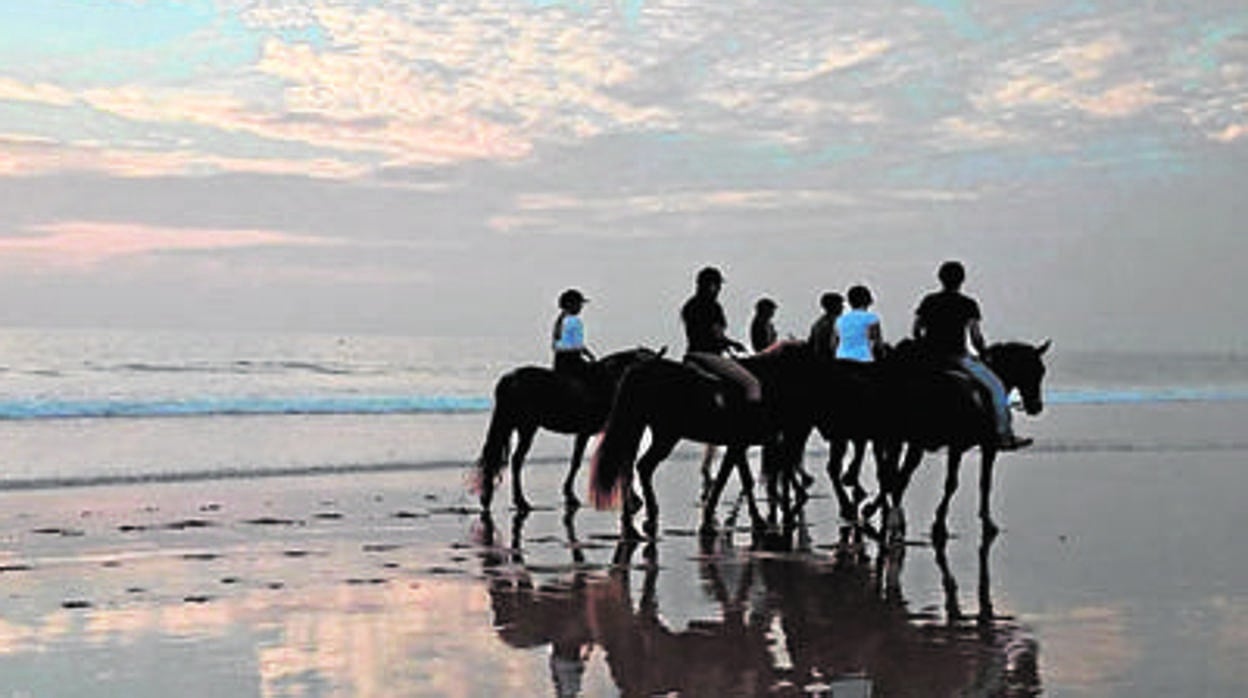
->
xmin=868 ymin=320 xmax=883 ymax=357
xmin=968 ymin=318 xmax=988 ymax=355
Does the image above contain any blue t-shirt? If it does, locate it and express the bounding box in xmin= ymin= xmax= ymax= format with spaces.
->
xmin=553 ymin=313 xmax=586 ymax=351
xmin=835 ymin=309 xmax=880 ymax=362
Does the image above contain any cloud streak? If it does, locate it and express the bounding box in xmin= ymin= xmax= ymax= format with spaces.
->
xmin=0 ymin=221 xmax=335 ymax=270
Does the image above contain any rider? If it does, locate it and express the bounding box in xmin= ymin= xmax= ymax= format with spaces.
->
xmin=680 ymin=266 xmax=760 ymax=403
xmin=833 ymin=285 xmax=883 ymax=362
xmin=912 ymin=261 xmax=1031 ymax=450
xmin=552 ymin=288 xmax=595 ymax=379
xmin=749 ymin=297 xmax=778 ymax=353
xmin=807 ymin=291 xmax=844 ymax=358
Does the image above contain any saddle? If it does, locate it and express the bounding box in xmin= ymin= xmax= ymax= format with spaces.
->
xmin=681 ymin=356 xmax=769 ymax=431
xmin=681 ymin=356 xmax=747 ymax=407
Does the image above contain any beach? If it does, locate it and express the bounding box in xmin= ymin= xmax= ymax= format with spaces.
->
xmin=1 ymin=396 xmax=1245 ymax=697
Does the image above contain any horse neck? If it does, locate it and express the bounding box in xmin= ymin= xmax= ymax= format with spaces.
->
xmin=984 ymin=344 xmax=1021 ymax=391
xmin=597 ymin=351 xmax=642 ymax=380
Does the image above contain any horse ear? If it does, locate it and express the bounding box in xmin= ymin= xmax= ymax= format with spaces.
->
xmin=657 ymin=345 xmax=668 ymax=358
xmin=1037 ymin=338 xmax=1052 ymax=356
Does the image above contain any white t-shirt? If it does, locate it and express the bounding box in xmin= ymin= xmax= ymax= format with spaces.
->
xmin=554 ymin=314 xmax=586 ymax=351
xmin=835 ymin=309 xmax=880 ymax=362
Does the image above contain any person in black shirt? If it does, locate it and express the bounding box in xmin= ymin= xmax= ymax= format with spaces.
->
xmin=807 ymin=291 xmax=843 ymax=358
xmin=749 ymin=297 xmax=778 ymax=353
xmin=680 ymin=266 xmax=759 ymax=402
xmin=913 ymin=261 xmax=1031 ymax=450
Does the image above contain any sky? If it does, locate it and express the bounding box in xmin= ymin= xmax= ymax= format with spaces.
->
xmin=0 ymin=1 xmax=1244 ymax=353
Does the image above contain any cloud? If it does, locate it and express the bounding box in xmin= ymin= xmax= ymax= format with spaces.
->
xmin=0 ymin=134 xmax=366 ymax=179
xmin=1212 ymin=122 xmax=1247 ymax=141
xmin=0 ymin=77 xmax=76 ymax=106
xmin=0 ymin=221 xmax=336 ymax=269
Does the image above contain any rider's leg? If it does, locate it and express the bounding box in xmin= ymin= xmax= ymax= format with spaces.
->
xmin=958 ymin=356 xmax=1012 ymax=439
xmin=693 ymin=353 xmax=761 ymax=402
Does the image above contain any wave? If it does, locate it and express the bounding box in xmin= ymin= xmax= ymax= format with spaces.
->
xmin=0 ymin=385 xmax=1243 ymax=421
xmin=1046 ymin=387 xmax=1248 ymax=405
xmin=0 ymin=394 xmax=491 ymax=420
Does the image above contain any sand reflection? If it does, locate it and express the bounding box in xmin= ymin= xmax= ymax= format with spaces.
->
xmin=477 ymin=509 xmax=1041 ymax=697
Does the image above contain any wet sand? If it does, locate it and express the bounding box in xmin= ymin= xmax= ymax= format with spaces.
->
xmin=1 ymin=401 xmax=1246 ymax=696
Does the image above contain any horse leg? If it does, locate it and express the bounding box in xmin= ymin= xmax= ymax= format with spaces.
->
xmin=932 ymin=448 xmax=964 ymax=546
xmin=843 ymin=438 xmax=869 ymax=505
xmin=732 ymin=447 xmax=767 ymax=532
xmin=636 ymin=435 xmax=677 ymax=540
xmin=702 ymin=446 xmax=737 ymax=534
xmin=510 ymin=425 xmax=537 ymax=513
xmin=562 ymin=433 xmax=589 ymax=509
xmin=826 ymin=437 xmax=856 ymax=520
xmin=699 ymin=445 xmax=719 ymax=504
xmin=979 ymin=447 xmax=1000 ymax=537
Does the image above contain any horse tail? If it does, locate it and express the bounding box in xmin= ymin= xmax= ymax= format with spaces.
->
xmin=588 ymin=369 xmax=648 ymax=510
xmin=470 ymin=374 xmax=516 ymax=495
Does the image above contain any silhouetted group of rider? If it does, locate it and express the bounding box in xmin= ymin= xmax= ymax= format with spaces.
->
xmin=549 ymin=260 xmax=1030 ymax=451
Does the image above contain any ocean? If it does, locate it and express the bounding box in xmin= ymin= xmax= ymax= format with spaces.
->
xmin=1 ymin=327 xmax=1246 ymax=488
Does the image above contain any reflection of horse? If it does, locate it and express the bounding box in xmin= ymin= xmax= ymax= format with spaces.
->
xmin=472 ymin=346 xmax=661 ymax=511
xmin=589 ymin=541 xmax=779 ymax=697
xmin=588 ymin=343 xmax=832 ymax=539
xmin=475 ymin=510 xmax=1040 ymax=696
xmin=867 ymin=340 xmax=1050 ymax=540
xmin=758 ymin=526 xmax=1042 ymax=696
xmin=478 ymin=509 xmax=601 ymax=697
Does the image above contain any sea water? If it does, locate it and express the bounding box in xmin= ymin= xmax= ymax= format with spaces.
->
xmin=0 ymin=327 xmax=1245 ymax=488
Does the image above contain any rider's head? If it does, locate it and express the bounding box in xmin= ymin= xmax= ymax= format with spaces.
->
xmin=938 ymin=261 xmax=965 ymax=290
xmin=558 ymin=288 xmax=587 ymax=312
xmin=819 ymin=291 xmax=844 ymax=314
xmin=847 ymin=285 xmax=873 ymax=309
xmin=695 ymin=266 xmax=723 ymax=293
xmin=755 ymin=297 xmax=776 ymax=317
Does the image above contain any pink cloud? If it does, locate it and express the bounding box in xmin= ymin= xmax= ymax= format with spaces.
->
xmin=0 ymin=221 xmax=334 ymax=269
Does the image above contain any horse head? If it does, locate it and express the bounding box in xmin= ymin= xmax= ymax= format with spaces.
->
xmin=985 ymin=340 xmax=1050 ymax=416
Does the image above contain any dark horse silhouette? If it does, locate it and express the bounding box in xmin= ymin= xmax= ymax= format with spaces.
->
xmin=865 ymin=339 xmax=1051 ymax=541
xmin=589 ymin=342 xmax=832 ymax=539
xmin=472 ymin=346 xmax=661 ymax=512
xmin=765 ymin=359 xmax=900 ymax=523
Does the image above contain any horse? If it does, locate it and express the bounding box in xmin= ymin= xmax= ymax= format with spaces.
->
xmin=472 ymin=346 xmax=662 ymax=512
xmin=759 ymin=359 xmax=902 ymax=524
xmin=866 ymin=339 xmax=1051 ymax=541
xmin=588 ymin=342 xmax=829 ymax=539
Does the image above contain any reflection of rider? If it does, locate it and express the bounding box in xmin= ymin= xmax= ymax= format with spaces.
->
xmin=552 ymin=288 xmax=596 ymax=379
xmin=912 ymin=261 xmax=1031 ymax=450
xmin=680 ymin=266 xmax=760 ymax=402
